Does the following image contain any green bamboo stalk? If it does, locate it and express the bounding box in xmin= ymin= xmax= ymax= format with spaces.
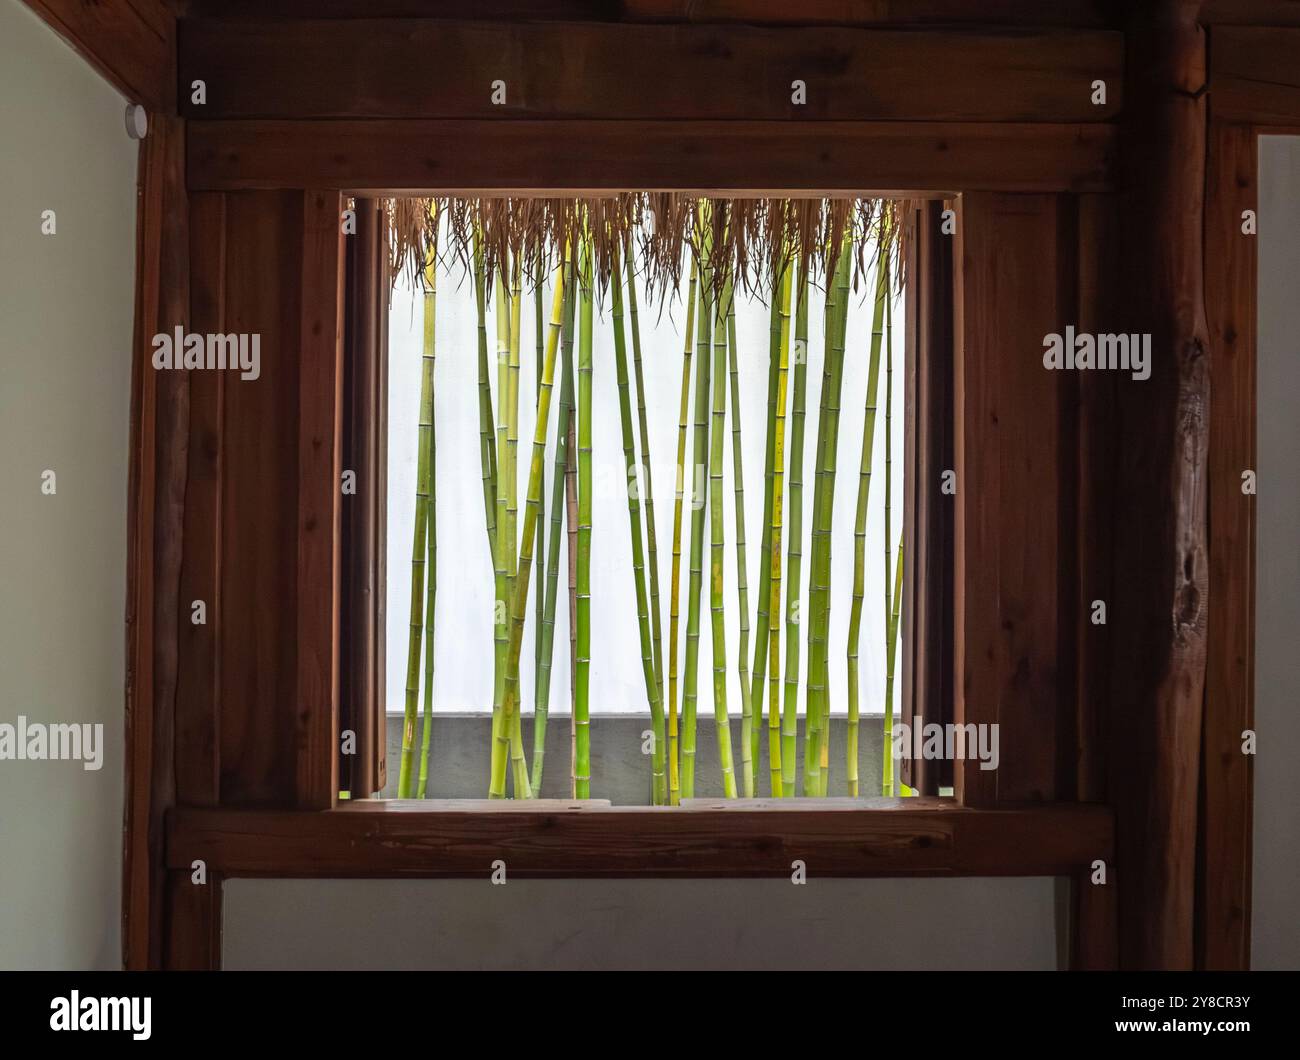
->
xmin=882 ymin=270 xmax=897 ymax=797
xmin=847 ymin=254 xmax=889 ymax=798
xmin=726 ymin=284 xmax=754 ymax=797
xmin=767 ymin=254 xmax=793 ymax=798
xmin=500 ymin=258 xmax=567 ymax=795
xmin=506 ymin=257 xmax=529 ymax=797
xmin=489 ymin=265 xmax=513 ymax=797
xmin=805 ymin=237 xmax=853 ymax=796
xmin=533 ymin=256 xmax=546 ymax=731
xmin=780 ymin=261 xmax=809 ymax=798
xmin=574 ymin=239 xmax=594 ymax=798
xmin=750 ymin=263 xmax=781 ymax=791
xmin=682 ymin=240 xmax=713 ymax=799
xmin=624 ymin=234 xmax=665 ymax=709
xmin=397 ymin=265 xmax=438 ymax=799
xmin=566 ymin=406 xmax=579 ymax=797
xmin=416 ymin=254 xmax=439 ymax=799
xmin=884 ymin=539 xmax=903 ymax=797
xmin=474 ymin=238 xmax=498 ymax=573
xmin=611 ymin=245 xmax=667 ymax=805
xmin=667 ymin=261 xmax=698 ymax=806
xmin=533 ymin=259 xmax=576 ymax=793
xmin=709 ymin=281 xmax=737 ymax=798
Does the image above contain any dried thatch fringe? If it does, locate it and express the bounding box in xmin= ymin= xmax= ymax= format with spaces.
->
xmin=385 ymin=194 xmax=910 ymax=305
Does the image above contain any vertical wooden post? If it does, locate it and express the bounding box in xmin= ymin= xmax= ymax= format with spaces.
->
xmin=1110 ymin=0 xmax=1210 ymax=970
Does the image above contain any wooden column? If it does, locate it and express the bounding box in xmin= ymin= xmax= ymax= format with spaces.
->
xmin=1109 ymin=0 xmax=1210 ymax=970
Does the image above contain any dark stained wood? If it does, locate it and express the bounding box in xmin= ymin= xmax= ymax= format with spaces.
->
xmin=295 ymin=192 xmax=346 ymax=809
xmin=1198 ymin=121 xmax=1258 ymax=971
xmin=217 ymin=192 xmax=302 ymax=806
xmin=1212 ymin=27 xmax=1300 ymax=125
xmin=952 ymin=192 xmax=1070 ymax=806
xmin=124 ymin=114 xmax=189 ymax=971
xmin=175 ymin=193 xmax=226 ymax=810
xmin=21 ymin=0 xmax=174 ymax=111
xmin=167 ymin=801 xmax=1113 ymax=878
xmin=1109 ymin=0 xmax=1210 ymax=971
xmin=342 ymin=201 xmax=388 ymax=798
xmin=187 ymin=119 xmax=1117 ymax=195
xmin=1071 ymin=866 xmax=1119 ymax=969
xmin=179 ymin=19 xmax=1121 ymax=123
xmin=1073 ymin=193 xmax=1118 ymax=804
xmin=163 ymin=870 xmax=223 ymax=971
xmin=901 ymin=200 xmax=954 ymax=795
xmin=1204 ymin=0 xmax=1300 ymax=23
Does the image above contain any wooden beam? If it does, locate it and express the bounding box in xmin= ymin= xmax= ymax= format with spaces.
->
xmin=21 ymin=0 xmax=174 ymax=111
xmin=623 ymin=1 xmax=1119 ymax=26
xmin=187 ymin=119 xmax=1117 ymax=195
xmin=163 ymin=869 xmax=223 ymax=971
xmin=1199 ymin=121 xmax=1257 ymax=971
xmin=167 ymin=801 xmax=1113 ymax=878
xmin=295 ymin=191 xmax=346 ymax=810
xmin=123 ymin=114 xmax=189 ymax=971
xmin=178 ymin=19 xmax=1121 ymax=123
xmin=1109 ymin=0 xmax=1210 ymax=971
xmin=1212 ymin=27 xmax=1300 ymax=125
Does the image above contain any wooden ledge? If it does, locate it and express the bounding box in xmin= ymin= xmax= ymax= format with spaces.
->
xmin=167 ymin=800 xmax=1112 ymax=879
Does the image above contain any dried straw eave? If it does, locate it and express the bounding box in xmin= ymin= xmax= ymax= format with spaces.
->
xmin=384 ymin=194 xmax=911 ymax=304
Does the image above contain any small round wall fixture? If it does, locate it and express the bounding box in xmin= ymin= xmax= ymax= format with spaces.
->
xmin=125 ymin=104 xmax=149 ymax=141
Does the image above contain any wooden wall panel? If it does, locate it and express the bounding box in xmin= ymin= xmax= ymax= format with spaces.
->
xmin=217 ymin=192 xmax=303 ymax=806
xmin=1212 ymin=27 xmax=1300 ymax=125
xmin=1198 ymin=121 xmax=1257 ymax=971
xmin=186 ymin=119 xmax=1117 ymax=195
xmin=953 ymin=192 xmax=1072 ymax=805
xmin=178 ymin=19 xmax=1121 ymax=123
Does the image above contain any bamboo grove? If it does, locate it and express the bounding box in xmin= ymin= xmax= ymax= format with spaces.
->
xmin=390 ymin=194 xmax=909 ymax=803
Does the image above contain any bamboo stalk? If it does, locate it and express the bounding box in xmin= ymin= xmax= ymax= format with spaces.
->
xmin=489 ymin=265 xmax=513 ymax=798
xmin=506 ymin=256 xmax=529 ymax=796
xmin=398 ymin=262 xmax=438 ymax=799
xmin=882 ymin=270 xmax=897 ymax=798
xmin=416 ymin=253 xmax=439 ymax=799
xmin=767 ymin=254 xmax=793 ymax=798
xmin=499 ymin=257 xmax=567 ymax=794
xmin=847 ymin=254 xmax=889 ymax=798
xmin=566 ymin=406 xmax=579 ymax=797
xmin=667 ymin=261 xmax=698 ymax=806
xmin=611 ymin=245 xmax=667 ymax=804
xmin=805 ymin=237 xmax=852 ymax=796
xmin=884 ymin=539 xmax=903 ymax=797
xmin=726 ymin=283 xmax=754 ymax=797
xmin=474 ymin=238 xmax=498 ymax=573
xmin=533 ymin=258 xmax=576 ymax=793
xmin=750 ymin=264 xmax=781 ymax=791
xmin=709 ymin=281 xmax=737 ymax=798
xmin=574 ymin=238 xmax=594 ymax=798
xmin=682 ymin=240 xmax=713 ymax=799
xmin=780 ymin=261 xmax=808 ymax=797
xmin=624 ymin=234 xmax=665 ymax=709
xmin=533 ymin=255 xmax=546 ymax=737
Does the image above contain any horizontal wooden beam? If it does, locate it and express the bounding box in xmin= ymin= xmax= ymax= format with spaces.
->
xmin=1212 ymin=27 xmax=1300 ymax=125
xmin=22 ymin=0 xmax=174 ymax=112
xmin=167 ymin=800 xmax=1113 ymax=878
xmin=179 ymin=18 xmax=1121 ymax=123
xmin=187 ymin=119 xmax=1116 ymax=194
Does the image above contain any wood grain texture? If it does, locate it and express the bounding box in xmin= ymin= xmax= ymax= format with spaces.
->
xmin=178 ymin=19 xmax=1121 ymax=123
xmin=1109 ymin=0 xmax=1209 ymax=971
xmin=295 ymin=192 xmax=345 ymax=809
xmin=21 ymin=0 xmax=173 ymax=110
xmin=163 ymin=870 xmax=223 ymax=971
xmin=1198 ymin=121 xmax=1257 ymax=971
xmin=175 ymin=192 xmax=226 ymax=810
xmin=1212 ymin=27 xmax=1300 ymax=125
xmin=953 ymin=192 xmax=1070 ymax=806
xmin=167 ymin=801 xmax=1113 ymax=878
xmin=186 ymin=119 xmax=1117 ymax=194
xmin=217 ymin=192 xmax=302 ymax=806
xmin=123 ymin=114 xmax=189 ymax=971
